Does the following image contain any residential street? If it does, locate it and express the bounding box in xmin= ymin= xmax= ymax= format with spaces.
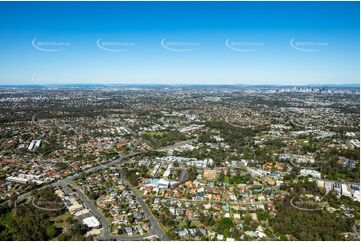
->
xmin=120 ymin=169 xmax=169 ymax=241
xmin=70 ymin=184 xmax=111 ymax=241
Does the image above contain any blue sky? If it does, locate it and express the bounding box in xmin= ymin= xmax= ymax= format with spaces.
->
xmin=0 ymin=1 xmax=359 ymax=85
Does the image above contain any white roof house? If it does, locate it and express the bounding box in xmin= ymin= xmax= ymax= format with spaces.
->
xmin=352 ymin=190 xmax=360 ymax=202
xmin=82 ymin=216 xmax=100 ymax=228
xmin=300 ymin=169 xmax=321 ymax=179
xmin=341 ymin=184 xmax=352 ymax=198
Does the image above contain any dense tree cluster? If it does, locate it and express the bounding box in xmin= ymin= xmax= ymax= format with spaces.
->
xmin=33 ymin=187 xmax=64 ymax=209
xmin=320 ymin=156 xmax=359 ymax=182
xmin=206 ymin=121 xmax=255 ymax=149
xmin=0 ymin=205 xmax=61 ymax=240
xmin=215 ymin=217 xmax=234 ymax=237
xmin=271 ymin=197 xmax=353 ymax=240
xmin=124 ymin=166 xmax=148 ymax=186
xmin=143 ymin=130 xmax=187 ymax=148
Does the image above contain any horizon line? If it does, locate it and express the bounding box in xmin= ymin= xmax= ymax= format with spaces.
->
xmin=0 ymin=83 xmax=359 ymax=87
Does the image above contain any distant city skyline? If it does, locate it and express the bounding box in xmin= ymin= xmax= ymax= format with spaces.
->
xmin=0 ymin=1 xmax=359 ymax=85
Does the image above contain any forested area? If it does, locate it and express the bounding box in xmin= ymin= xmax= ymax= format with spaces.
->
xmin=0 ymin=188 xmax=88 ymax=241
xmin=271 ymin=197 xmax=353 ymax=241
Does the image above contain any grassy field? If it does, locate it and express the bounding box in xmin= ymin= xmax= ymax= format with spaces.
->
xmin=52 ymin=212 xmax=71 ymax=229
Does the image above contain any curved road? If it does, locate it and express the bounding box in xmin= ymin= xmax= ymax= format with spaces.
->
xmin=290 ymin=197 xmax=323 ymax=211
xmin=225 ymin=116 xmax=270 ymax=129
xmin=31 ymin=197 xmax=65 ymax=211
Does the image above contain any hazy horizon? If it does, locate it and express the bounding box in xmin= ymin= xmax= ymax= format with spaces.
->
xmin=0 ymin=82 xmax=359 ymax=88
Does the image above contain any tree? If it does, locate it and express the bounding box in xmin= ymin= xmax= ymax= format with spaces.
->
xmin=46 ymin=226 xmax=61 ymax=238
xmin=218 ymin=171 xmax=225 ymax=182
xmin=199 ymin=212 xmax=215 ymax=227
xmin=0 ymin=204 xmax=63 ymax=241
xmin=188 ymin=167 xmax=198 ymax=181
xmin=271 ymin=197 xmax=352 ymax=240
xmin=216 ymin=218 xmax=234 ymax=237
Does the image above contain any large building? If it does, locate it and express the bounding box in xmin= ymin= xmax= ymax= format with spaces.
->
xmin=82 ymin=216 xmax=101 ymax=228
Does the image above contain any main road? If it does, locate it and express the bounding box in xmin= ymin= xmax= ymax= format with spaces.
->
xmin=67 ymin=172 xmax=169 ymax=241
xmin=2 ymin=138 xmax=196 ymax=238
xmin=56 ymin=138 xmax=196 ymax=188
